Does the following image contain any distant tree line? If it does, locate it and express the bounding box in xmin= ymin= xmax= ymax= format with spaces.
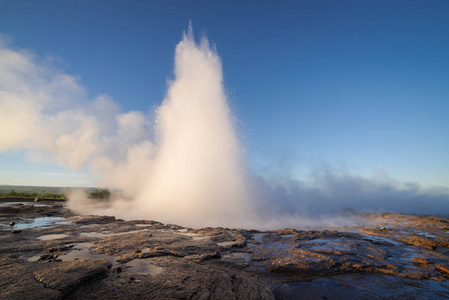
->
xmin=88 ymin=189 xmax=111 ymax=200
xmin=0 ymin=188 xmax=112 ymax=201
xmin=0 ymin=190 xmax=66 ymax=200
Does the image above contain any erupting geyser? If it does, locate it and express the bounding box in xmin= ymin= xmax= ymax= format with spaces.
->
xmin=122 ymin=25 xmax=252 ymax=226
xmin=69 ymin=24 xmax=255 ymax=228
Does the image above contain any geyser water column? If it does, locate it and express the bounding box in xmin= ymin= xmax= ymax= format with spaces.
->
xmin=129 ymin=25 xmax=253 ymax=227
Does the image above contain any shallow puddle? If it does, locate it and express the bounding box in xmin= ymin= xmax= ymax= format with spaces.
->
xmin=57 ymin=242 xmax=117 ymax=264
xmin=281 ymin=234 xmax=296 ymax=238
xmin=252 ymin=233 xmax=267 ymax=243
xmin=272 ymin=243 xmax=290 ymax=250
xmin=124 ymin=258 xmax=164 ymax=275
xmin=222 ymin=252 xmax=252 ymax=263
xmin=0 ymin=201 xmax=63 ymax=209
xmin=37 ymin=233 xmax=69 ymax=240
xmin=358 ymin=234 xmax=403 ymax=246
xmin=176 ymin=230 xmax=209 ymax=241
xmin=417 ymin=231 xmax=436 ymax=238
xmin=28 ymin=242 xmax=111 ymax=262
xmin=12 ymin=217 xmax=70 ymax=229
xmin=304 ymin=239 xmax=348 ymax=252
xmin=80 ymin=229 xmax=149 ymax=238
xmin=0 ymin=202 xmax=27 ymax=207
xmin=217 ymin=241 xmax=236 ymax=247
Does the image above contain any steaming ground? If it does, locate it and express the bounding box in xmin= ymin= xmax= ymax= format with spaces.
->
xmin=1 ymin=26 xmax=449 ymax=229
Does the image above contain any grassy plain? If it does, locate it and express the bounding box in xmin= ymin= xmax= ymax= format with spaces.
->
xmin=0 ymin=185 xmax=109 ymax=200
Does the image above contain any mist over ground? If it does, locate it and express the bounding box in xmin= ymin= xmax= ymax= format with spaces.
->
xmin=1 ymin=28 xmax=448 ymax=229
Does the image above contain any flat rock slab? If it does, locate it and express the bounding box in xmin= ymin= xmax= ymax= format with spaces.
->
xmin=0 ymin=258 xmax=61 ymax=300
xmin=33 ymin=258 xmax=112 ymax=296
xmin=0 ymin=257 xmax=111 ymax=300
xmin=66 ymin=257 xmax=274 ymax=300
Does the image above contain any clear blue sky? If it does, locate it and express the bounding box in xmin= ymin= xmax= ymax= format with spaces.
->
xmin=0 ymin=0 xmax=448 ymax=187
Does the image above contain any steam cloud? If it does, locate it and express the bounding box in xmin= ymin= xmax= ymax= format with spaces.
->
xmin=1 ymin=27 xmax=448 ymax=229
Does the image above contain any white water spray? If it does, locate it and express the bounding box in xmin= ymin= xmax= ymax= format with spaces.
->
xmin=69 ymin=24 xmax=256 ymax=228
xmin=116 ymin=25 xmax=252 ymax=227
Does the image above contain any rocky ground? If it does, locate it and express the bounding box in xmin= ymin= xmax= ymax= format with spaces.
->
xmin=1 ymin=199 xmax=449 ymax=299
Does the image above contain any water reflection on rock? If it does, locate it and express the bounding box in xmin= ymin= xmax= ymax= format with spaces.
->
xmin=1 ymin=200 xmax=449 ymax=299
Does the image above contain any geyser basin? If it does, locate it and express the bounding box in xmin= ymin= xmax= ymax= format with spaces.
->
xmin=1 ymin=199 xmax=449 ymax=299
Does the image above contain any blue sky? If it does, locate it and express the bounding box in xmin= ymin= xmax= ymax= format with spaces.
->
xmin=0 ymin=0 xmax=448 ymax=188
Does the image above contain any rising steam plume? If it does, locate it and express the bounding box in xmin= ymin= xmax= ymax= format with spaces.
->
xmin=1 ymin=26 xmax=448 ymax=229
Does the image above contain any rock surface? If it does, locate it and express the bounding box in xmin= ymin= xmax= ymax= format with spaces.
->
xmin=1 ymin=200 xmax=449 ymax=299
xmin=33 ymin=259 xmax=111 ymax=295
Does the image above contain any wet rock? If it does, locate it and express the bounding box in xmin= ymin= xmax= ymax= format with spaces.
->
xmin=411 ymin=257 xmax=430 ymax=265
xmin=47 ymin=245 xmax=75 ymax=252
xmin=33 ymin=258 xmax=112 ymax=296
xmin=39 ymin=254 xmax=60 ymax=261
xmin=40 ymin=254 xmax=51 ymax=260
xmin=67 ymin=259 xmax=274 ymax=300
xmin=2 ymin=200 xmax=449 ymax=298
xmin=401 ymin=235 xmax=438 ymax=247
xmin=136 ymin=248 xmax=184 ymax=259
xmin=132 ymin=220 xmax=164 ymax=226
xmin=116 ymin=254 xmax=134 ymax=263
xmin=232 ymin=230 xmax=247 ymax=247
xmin=434 ymin=236 xmax=449 ymax=248
xmin=0 ymin=258 xmax=62 ymax=300
xmin=276 ymin=228 xmax=299 ymax=236
xmin=211 ymin=250 xmax=221 ymax=258
xmin=424 ymin=245 xmax=437 ymax=251
xmin=74 ymin=215 xmax=118 ymax=224
xmin=436 ymin=264 xmax=449 ymax=276
xmin=48 ymin=246 xmax=63 ymax=253
xmin=185 ymin=250 xmax=222 ymax=262
xmin=0 ymin=204 xmax=35 ymax=214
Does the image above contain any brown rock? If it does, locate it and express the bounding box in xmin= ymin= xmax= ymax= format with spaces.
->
xmin=436 ymin=264 xmax=449 ymax=275
xmin=411 ymin=257 xmax=429 ymax=265
xmin=0 ymin=258 xmax=62 ymax=300
xmin=33 ymin=258 xmax=112 ymax=296
xmin=424 ymin=245 xmax=437 ymax=251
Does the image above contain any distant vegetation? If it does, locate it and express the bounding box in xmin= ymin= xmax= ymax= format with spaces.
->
xmin=0 ymin=189 xmax=66 ymax=200
xmin=88 ymin=188 xmax=111 ymax=201
xmin=0 ymin=185 xmax=111 ymax=201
